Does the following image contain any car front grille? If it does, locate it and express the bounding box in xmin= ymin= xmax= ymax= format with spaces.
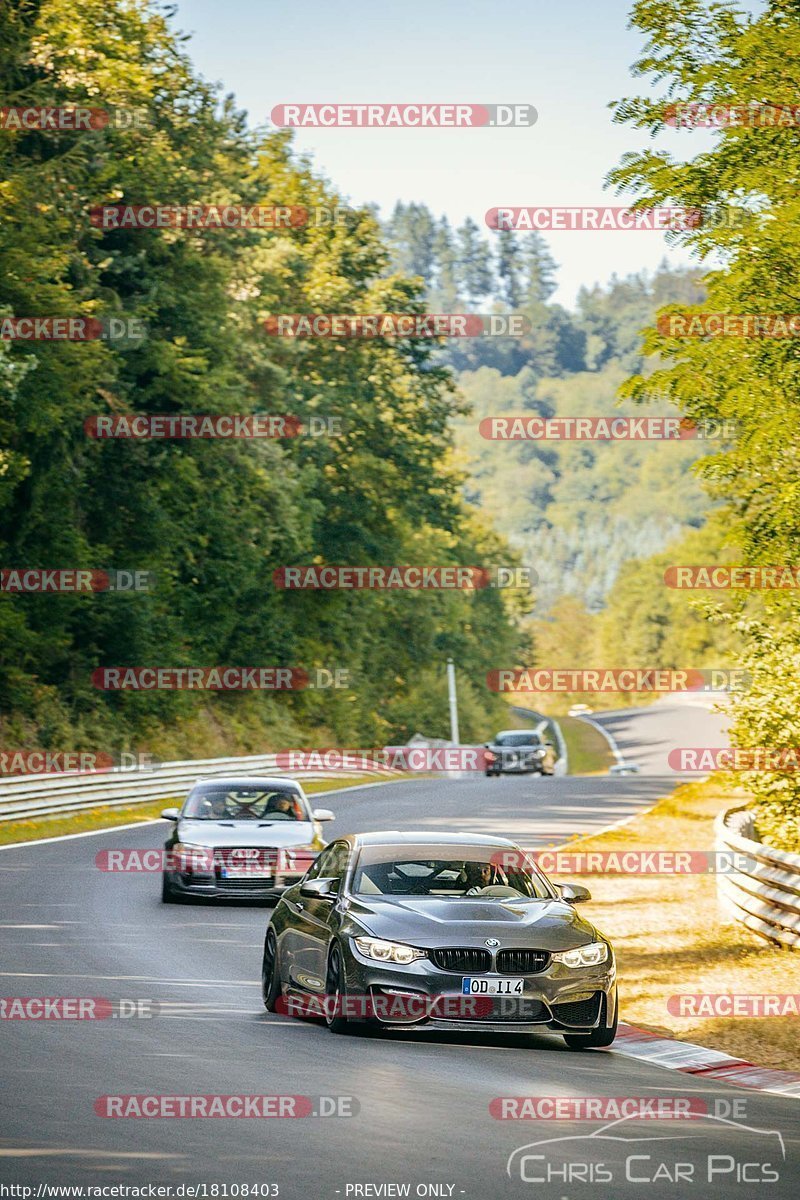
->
xmin=430 ymin=948 xmax=491 ymax=973
xmin=213 ymin=875 xmax=275 ymax=890
xmin=496 ymin=948 xmax=550 ymax=974
xmin=550 ymin=992 xmax=603 ymax=1026
xmin=212 ymin=848 xmax=278 ymax=880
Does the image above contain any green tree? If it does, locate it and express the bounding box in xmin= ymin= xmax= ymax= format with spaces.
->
xmin=495 ymin=229 xmax=524 ymax=309
xmin=523 ymin=233 xmax=559 ymax=305
xmin=0 ymin=0 xmax=529 ymax=754
xmin=609 ymin=0 xmax=800 ymax=831
xmin=456 ymin=217 xmax=494 ymax=304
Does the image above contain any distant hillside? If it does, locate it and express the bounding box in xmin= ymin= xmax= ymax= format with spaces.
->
xmin=383 ymin=209 xmax=711 ymax=615
xmin=455 ymin=359 xmax=711 ymax=613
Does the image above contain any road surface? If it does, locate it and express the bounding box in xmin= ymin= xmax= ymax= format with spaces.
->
xmin=1 ymin=699 xmax=796 ymax=1198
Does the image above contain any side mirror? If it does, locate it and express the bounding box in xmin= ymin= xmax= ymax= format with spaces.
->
xmin=313 ymin=808 xmax=335 ymax=822
xmin=160 ymin=807 xmax=180 ymax=821
xmin=300 ymin=877 xmax=338 ymax=899
xmin=559 ymin=882 xmax=591 ymax=903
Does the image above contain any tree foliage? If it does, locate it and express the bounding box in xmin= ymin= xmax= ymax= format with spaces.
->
xmin=610 ymin=0 xmax=800 ymax=828
xmin=0 ymin=0 xmax=528 ymax=754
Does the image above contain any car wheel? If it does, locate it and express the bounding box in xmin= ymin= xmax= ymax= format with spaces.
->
xmin=325 ymin=943 xmax=351 ymax=1034
xmin=563 ymin=990 xmax=618 ymax=1050
xmin=261 ymin=930 xmax=281 ymax=1012
xmin=161 ymin=875 xmax=178 ymax=904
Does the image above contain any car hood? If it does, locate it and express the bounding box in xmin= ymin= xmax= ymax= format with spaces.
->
xmin=175 ymin=819 xmax=317 ymax=848
xmin=348 ymin=896 xmax=599 ymax=950
xmin=488 ymin=742 xmax=543 ymax=753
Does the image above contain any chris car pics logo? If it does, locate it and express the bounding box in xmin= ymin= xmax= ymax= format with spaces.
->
xmin=506 ymin=1113 xmax=784 ymax=1185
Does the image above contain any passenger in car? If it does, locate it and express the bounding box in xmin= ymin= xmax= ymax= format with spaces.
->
xmin=265 ymin=793 xmax=299 ymax=819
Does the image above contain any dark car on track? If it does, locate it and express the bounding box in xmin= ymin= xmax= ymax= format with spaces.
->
xmin=160 ymin=776 xmax=334 ymax=903
xmin=484 ymin=729 xmax=557 ymax=776
xmin=261 ymin=831 xmax=617 ymax=1048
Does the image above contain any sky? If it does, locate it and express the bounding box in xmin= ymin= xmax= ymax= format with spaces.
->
xmin=172 ymin=0 xmax=741 ymax=307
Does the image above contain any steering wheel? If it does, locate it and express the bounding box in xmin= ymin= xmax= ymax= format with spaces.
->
xmin=468 ymin=884 xmax=520 ymax=899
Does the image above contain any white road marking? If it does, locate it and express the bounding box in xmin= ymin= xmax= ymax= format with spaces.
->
xmin=0 ymin=1150 xmax=184 ymax=1159
xmin=0 ymin=971 xmax=260 ymax=985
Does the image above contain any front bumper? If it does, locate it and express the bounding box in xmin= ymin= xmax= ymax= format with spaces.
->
xmin=490 ymin=754 xmax=547 ymax=774
xmin=339 ymin=948 xmax=616 ymax=1032
xmin=165 ymin=868 xmax=304 ymax=901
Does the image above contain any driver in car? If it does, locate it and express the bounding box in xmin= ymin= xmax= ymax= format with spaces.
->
xmin=464 ymin=862 xmax=495 ymax=895
xmin=198 ymin=793 xmax=228 ymax=818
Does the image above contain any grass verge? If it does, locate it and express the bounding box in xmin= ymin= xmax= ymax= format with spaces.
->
xmin=0 ymin=774 xmax=394 ymax=847
xmin=559 ymin=715 xmax=615 ymax=776
xmin=553 ymin=776 xmax=800 ymax=1071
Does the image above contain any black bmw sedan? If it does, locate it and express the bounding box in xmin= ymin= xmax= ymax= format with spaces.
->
xmin=261 ymin=831 xmax=617 ymax=1048
xmin=160 ymin=776 xmax=334 ymax=902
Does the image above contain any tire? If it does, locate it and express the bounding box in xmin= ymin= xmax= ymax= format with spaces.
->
xmin=324 ymin=943 xmax=352 ymax=1034
xmin=261 ymin=929 xmax=281 ymax=1012
xmin=161 ymin=874 xmax=178 ymax=904
xmin=563 ymin=989 xmax=618 ymax=1049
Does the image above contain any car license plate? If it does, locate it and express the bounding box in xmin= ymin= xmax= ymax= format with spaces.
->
xmin=219 ymin=866 xmax=271 ymax=880
xmin=462 ymin=977 xmax=524 ymax=995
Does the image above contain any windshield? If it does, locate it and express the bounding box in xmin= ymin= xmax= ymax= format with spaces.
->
xmin=494 ymin=732 xmax=542 ymax=747
xmin=352 ymin=855 xmax=552 ymax=899
xmin=182 ymin=786 xmax=306 ymax=821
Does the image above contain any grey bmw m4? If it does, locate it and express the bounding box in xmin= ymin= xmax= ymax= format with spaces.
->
xmin=261 ymin=831 xmax=618 ymax=1048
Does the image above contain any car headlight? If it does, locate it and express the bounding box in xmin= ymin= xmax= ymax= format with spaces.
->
xmin=171 ymin=842 xmax=213 ymax=872
xmin=552 ymin=941 xmax=609 ymax=968
xmin=354 ymin=936 xmax=427 ymax=965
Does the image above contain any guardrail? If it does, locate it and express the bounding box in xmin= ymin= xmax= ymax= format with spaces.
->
xmin=0 ymin=754 xmax=396 ymax=823
xmin=510 ymin=706 xmax=568 ymax=775
xmin=715 ymin=805 xmax=800 ymax=949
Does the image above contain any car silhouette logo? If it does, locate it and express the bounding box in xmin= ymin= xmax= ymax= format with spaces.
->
xmin=506 ymin=1113 xmax=786 ymax=1179
xmin=485 ymin=938 xmax=501 ymax=947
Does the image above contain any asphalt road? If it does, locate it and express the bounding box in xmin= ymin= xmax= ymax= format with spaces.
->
xmin=1 ymin=699 xmax=797 ymax=1199
xmin=586 ymin=692 xmax=732 ymax=776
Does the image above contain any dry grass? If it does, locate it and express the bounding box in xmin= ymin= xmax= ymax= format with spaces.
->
xmin=552 ymin=777 xmax=800 ymax=1072
xmin=559 ymin=714 xmax=615 ymax=776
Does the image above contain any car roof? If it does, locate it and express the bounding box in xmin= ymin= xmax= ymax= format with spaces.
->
xmin=190 ymin=776 xmax=303 ymax=791
xmin=340 ymin=831 xmax=519 ymax=849
xmin=494 ymin=729 xmax=540 ymax=737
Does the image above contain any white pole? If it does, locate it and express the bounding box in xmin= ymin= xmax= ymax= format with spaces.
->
xmin=446 ymin=657 xmax=460 ymax=745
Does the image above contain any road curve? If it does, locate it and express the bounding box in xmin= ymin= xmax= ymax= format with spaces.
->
xmin=1 ymin=701 xmax=797 ymax=1198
